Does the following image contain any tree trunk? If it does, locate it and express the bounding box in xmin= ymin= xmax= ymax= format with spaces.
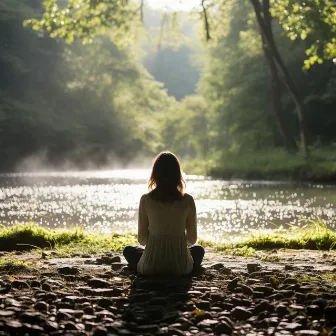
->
xmin=201 ymin=0 xmax=211 ymax=41
xmin=250 ymin=0 xmax=309 ymax=158
xmin=262 ymin=37 xmax=297 ymax=152
xmin=261 ymin=3 xmax=297 ymax=152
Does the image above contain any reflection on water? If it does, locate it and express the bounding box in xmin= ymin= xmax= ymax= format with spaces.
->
xmin=0 ymin=170 xmax=335 ymax=241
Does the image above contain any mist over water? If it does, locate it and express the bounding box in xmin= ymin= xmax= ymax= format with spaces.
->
xmin=0 ymin=169 xmax=335 ymax=242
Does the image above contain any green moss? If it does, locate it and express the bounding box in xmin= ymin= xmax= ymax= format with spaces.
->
xmin=215 ymin=219 xmax=336 ymax=251
xmin=0 ymin=259 xmax=34 ymax=274
xmin=0 ymin=223 xmax=137 ymax=254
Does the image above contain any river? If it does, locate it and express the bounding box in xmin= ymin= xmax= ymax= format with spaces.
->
xmin=0 ymin=170 xmax=335 ymax=242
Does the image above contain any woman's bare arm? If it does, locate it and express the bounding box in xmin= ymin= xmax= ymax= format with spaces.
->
xmin=186 ymin=196 xmax=197 ymax=245
xmin=138 ymin=195 xmax=149 ymax=246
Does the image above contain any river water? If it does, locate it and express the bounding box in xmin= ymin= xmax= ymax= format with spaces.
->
xmin=0 ymin=170 xmax=335 ymax=242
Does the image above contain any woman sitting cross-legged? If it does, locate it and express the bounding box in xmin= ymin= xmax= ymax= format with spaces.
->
xmin=123 ymin=151 xmax=205 ymax=276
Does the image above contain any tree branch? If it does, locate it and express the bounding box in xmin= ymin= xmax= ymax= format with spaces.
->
xmin=140 ymin=0 xmax=144 ymax=23
xmin=201 ymin=0 xmax=211 ymax=41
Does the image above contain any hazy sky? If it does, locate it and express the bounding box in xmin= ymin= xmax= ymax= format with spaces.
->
xmin=147 ymin=0 xmax=200 ymax=11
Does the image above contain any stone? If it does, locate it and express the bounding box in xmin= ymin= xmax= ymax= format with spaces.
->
xmin=247 ymin=263 xmax=261 ymax=273
xmin=42 ymin=283 xmax=52 ymax=291
xmin=11 ymin=280 xmax=30 ymax=289
xmin=283 ymin=278 xmax=298 ymax=285
xmin=161 ymin=311 xmax=181 ymax=323
xmin=230 ymin=307 xmax=252 ymax=321
xmin=44 ymin=321 xmax=59 ymax=333
xmin=215 ymin=320 xmax=233 ymax=335
xmin=306 ymin=304 xmax=324 ymax=318
xmin=20 ymin=311 xmax=46 ymax=324
xmin=279 ymin=322 xmax=302 ymax=331
xmin=188 ymin=290 xmax=203 ymax=297
xmin=325 ymin=306 xmax=336 ymax=323
xmin=93 ymin=327 xmax=108 ymax=336
xmin=111 ymin=262 xmax=124 ymax=271
xmin=57 ymin=266 xmax=80 ymax=275
xmin=30 ymin=280 xmax=41 ymax=288
xmin=63 ymin=321 xmax=79 ymax=331
xmin=88 ymin=278 xmax=110 ymax=288
xmin=197 ymin=319 xmax=219 ymax=329
xmin=135 ymin=324 xmax=160 ymax=333
xmin=311 ymin=298 xmax=327 ymax=309
xmin=195 ymin=300 xmax=211 ymax=311
xmin=167 ymin=327 xmax=186 ymax=336
xmin=253 ymin=301 xmax=273 ymax=315
xmin=241 ymin=284 xmax=253 ymax=296
xmin=295 ymin=331 xmax=320 ymax=336
xmin=276 ymin=304 xmax=290 ymax=317
xmin=64 ymin=296 xmax=90 ymax=304
xmin=0 ymin=286 xmax=11 ymax=294
xmin=34 ymin=301 xmax=48 ymax=312
xmin=253 ymin=286 xmax=274 ymax=296
xmin=58 ymin=308 xmax=84 ymax=318
xmin=0 ymin=310 xmax=16 ymax=317
xmin=5 ymin=320 xmax=23 ymax=332
xmin=278 ymin=289 xmax=295 ymax=298
xmin=227 ymin=278 xmax=239 ymax=292
xmin=84 ymin=288 xmax=123 ymax=297
xmin=329 ymin=327 xmax=336 ymax=336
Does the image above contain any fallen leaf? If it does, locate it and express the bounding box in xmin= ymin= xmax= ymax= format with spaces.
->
xmin=192 ymin=309 xmax=205 ymax=316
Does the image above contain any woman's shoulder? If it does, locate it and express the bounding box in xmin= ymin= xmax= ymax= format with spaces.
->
xmin=183 ymin=193 xmax=195 ymax=202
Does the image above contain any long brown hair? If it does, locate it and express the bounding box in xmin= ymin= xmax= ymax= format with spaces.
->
xmin=148 ymin=151 xmax=185 ymax=202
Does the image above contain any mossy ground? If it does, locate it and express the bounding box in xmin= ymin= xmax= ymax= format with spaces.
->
xmin=0 ymin=223 xmax=137 ymax=255
xmin=206 ymin=219 xmax=336 ymax=254
xmin=0 ymin=219 xmax=335 ymax=257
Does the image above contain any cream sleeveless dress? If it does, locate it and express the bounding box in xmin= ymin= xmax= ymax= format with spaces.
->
xmin=137 ymin=193 xmax=197 ymax=275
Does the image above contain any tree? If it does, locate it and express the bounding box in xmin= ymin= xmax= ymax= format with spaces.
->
xmin=25 ymin=0 xmax=336 ymax=161
xmin=258 ymin=0 xmax=297 ymax=152
xmin=250 ymin=0 xmax=309 ymax=157
xmin=0 ymin=0 xmax=176 ymax=169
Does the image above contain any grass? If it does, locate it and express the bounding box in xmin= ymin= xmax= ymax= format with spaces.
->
xmin=0 ymin=259 xmax=35 ymax=275
xmin=0 ymin=223 xmax=137 ymax=255
xmin=199 ymin=148 xmax=336 ymax=182
xmin=0 ymin=220 xmax=335 ymax=256
xmin=213 ymin=219 xmax=336 ymax=252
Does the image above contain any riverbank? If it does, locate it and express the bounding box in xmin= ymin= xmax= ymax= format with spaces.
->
xmin=1 ymin=221 xmax=335 ymax=257
xmin=185 ymin=149 xmax=336 ymax=182
xmin=1 ymin=223 xmax=336 ymax=335
xmin=0 ymin=245 xmax=336 ymax=335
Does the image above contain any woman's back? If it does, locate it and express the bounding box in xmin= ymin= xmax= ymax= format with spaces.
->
xmin=144 ymin=193 xmax=192 ymax=236
xmin=137 ymin=193 xmax=197 ymax=275
xmin=122 ymin=151 xmax=204 ymax=275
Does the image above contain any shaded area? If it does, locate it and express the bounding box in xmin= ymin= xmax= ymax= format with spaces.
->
xmin=122 ymin=276 xmax=192 ymax=333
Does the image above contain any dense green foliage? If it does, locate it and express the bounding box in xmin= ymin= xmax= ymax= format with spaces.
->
xmin=0 ymin=0 xmax=174 ymax=169
xmin=198 ymin=0 xmax=336 ymax=158
xmin=272 ymin=0 xmax=336 ymax=69
xmin=1 ymin=0 xmax=336 ymax=179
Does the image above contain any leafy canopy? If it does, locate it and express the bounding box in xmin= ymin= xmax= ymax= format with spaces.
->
xmin=271 ymin=0 xmax=336 ymax=69
xmin=26 ymin=0 xmax=138 ymax=45
xmin=28 ymin=0 xmax=336 ymax=69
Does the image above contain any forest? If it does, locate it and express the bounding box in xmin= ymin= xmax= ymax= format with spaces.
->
xmin=1 ymin=0 xmax=336 ymax=180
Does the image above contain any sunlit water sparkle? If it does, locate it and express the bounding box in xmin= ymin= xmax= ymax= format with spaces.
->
xmin=0 ymin=169 xmax=335 ymax=242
